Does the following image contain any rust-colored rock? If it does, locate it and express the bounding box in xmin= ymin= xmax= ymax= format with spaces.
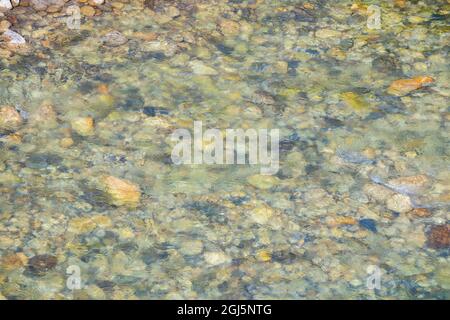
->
xmin=387 ymin=76 xmax=434 ymax=96
xmin=394 ymin=0 xmax=406 ymax=8
xmin=427 ymin=225 xmax=450 ymax=249
xmin=410 ymin=208 xmax=432 ymax=218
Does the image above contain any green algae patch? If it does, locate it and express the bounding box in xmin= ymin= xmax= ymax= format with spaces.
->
xmin=340 ymin=92 xmax=368 ymax=111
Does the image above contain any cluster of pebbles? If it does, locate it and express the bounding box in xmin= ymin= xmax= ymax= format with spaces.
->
xmin=0 ymin=0 xmax=449 ymax=299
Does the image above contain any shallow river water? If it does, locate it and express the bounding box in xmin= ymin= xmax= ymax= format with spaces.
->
xmin=0 ymin=0 xmax=449 ymax=299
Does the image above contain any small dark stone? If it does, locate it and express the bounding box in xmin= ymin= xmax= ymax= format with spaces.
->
xmin=26 ymin=153 xmax=63 ymax=169
xmin=427 ymin=224 xmax=450 ymax=249
xmin=305 ymin=48 xmax=320 ymax=56
xmin=347 ymin=13 xmax=366 ymax=25
xmin=141 ymin=248 xmax=158 ymax=265
xmin=93 ymin=73 xmax=115 ymax=83
xmin=287 ymin=60 xmax=299 ymax=69
xmin=144 ymin=0 xmax=155 ymax=9
xmin=146 ymin=52 xmax=166 ymax=60
xmin=430 ymin=13 xmax=447 ymax=21
xmin=114 ymin=275 xmax=142 ymax=285
xmin=143 ymin=106 xmax=169 ymax=117
xmin=372 ymin=55 xmax=400 ymax=74
xmin=271 ymin=250 xmax=298 ymax=264
xmin=119 ymin=96 xmax=144 ymax=110
xmin=81 ymin=186 xmax=110 ymax=209
xmin=141 ymin=247 xmax=168 ymax=265
xmin=323 ymin=116 xmax=344 ymax=128
xmin=228 ymin=195 xmax=249 ymax=206
xmin=34 ymin=67 xmax=47 ymax=77
xmin=142 ymin=106 xmax=156 ymax=116
xmin=337 ymin=149 xmax=375 ymax=165
xmin=376 ymin=94 xmax=406 ymax=114
xmin=365 ymin=112 xmax=385 ymax=120
xmin=293 ymin=8 xmax=316 ymax=22
xmin=352 ymin=87 xmax=371 ymax=94
xmin=96 ymin=280 xmax=116 ymax=291
xmin=279 ymin=139 xmax=296 ymax=152
xmin=305 ymin=164 xmax=319 ymax=174
xmin=218 ymin=281 xmax=228 ymax=291
xmin=339 ymin=39 xmax=354 ymax=50
xmin=116 ymin=242 xmax=139 ymax=252
xmin=27 ymin=254 xmax=57 ymax=275
xmin=250 ymin=62 xmax=270 ymax=73
xmin=359 ymin=219 xmax=377 ymax=233
xmin=215 ymin=43 xmax=234 ymax=55
xmin=79 ymin=81 xmax=96 ymax=94
xmin=185 ymin=201 xmax=228 ymax=224
xmin=161 ymin=154 xmax=173 ymax=165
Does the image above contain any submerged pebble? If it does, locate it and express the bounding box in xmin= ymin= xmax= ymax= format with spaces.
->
xmin=102 ymin=31 xmax=128 ymax=47
xmin=427 ymin=225 xmax=450 ymax=249
xmin=27 ymin=255 xmax=57 ymax=276
xmin=0 ymin=105 xmax=22 ymax=132
xmin=102 ymin=176 xmax=141 ymax=208
xmin=0 ymin=0 xmax=447 ymax=300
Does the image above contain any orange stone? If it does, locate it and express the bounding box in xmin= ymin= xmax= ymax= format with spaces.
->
xmin=133 ymin=31 xmax=158 ymax=41
xmin=328 ymin=216 xmax=357 ymax=226
xmin=103 ymin=176 xmax=141 ymax=208
xmin=387 ymin=76 xmax=434 ymax=96
xmin=0 ymin=105 xmax=23 ymax=132
xmin=97 ymin=84 xmax=109 ymax=94
xmin=410 ymin=208 xmax=432 ymax=218
xmin=395 ymin=0 xmax=406 ymax=8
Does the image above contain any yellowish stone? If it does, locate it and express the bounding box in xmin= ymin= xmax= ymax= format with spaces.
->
xmin=256 ymin=250 xmax=271 ymax=262
xmin=204 ymin=251 xmax=231 ymax=266
xmin=0 ymin=105 xmax=22 ymax=132
xmin=315 ymin=29 xmax=342 ymax=39
xmin=80 ymin=5 xmax=96 ymax=17
xmin=340 ymin=92 xmax=367 ymax=111
xmin=102 ymin=176 xmax=141 ymax=208
xmin=247 ymin=174 xmax=279 ymax=190
xmin=219 ymin=19 xmax=241 ymax=37
xmin=60 ymin=137 xmax=74 ymax=148
xmin=1 ymin=253 xmax=28 ymax=271
xmin=71 ymin=117 xmax=95 ymax=136
xmin=249 ymin=205 xmax=274 ymax=225
xmin=386 ymin=194 xmax=413 ymax=213
xmin=68 ymin=217 xmax=97 ymax=234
